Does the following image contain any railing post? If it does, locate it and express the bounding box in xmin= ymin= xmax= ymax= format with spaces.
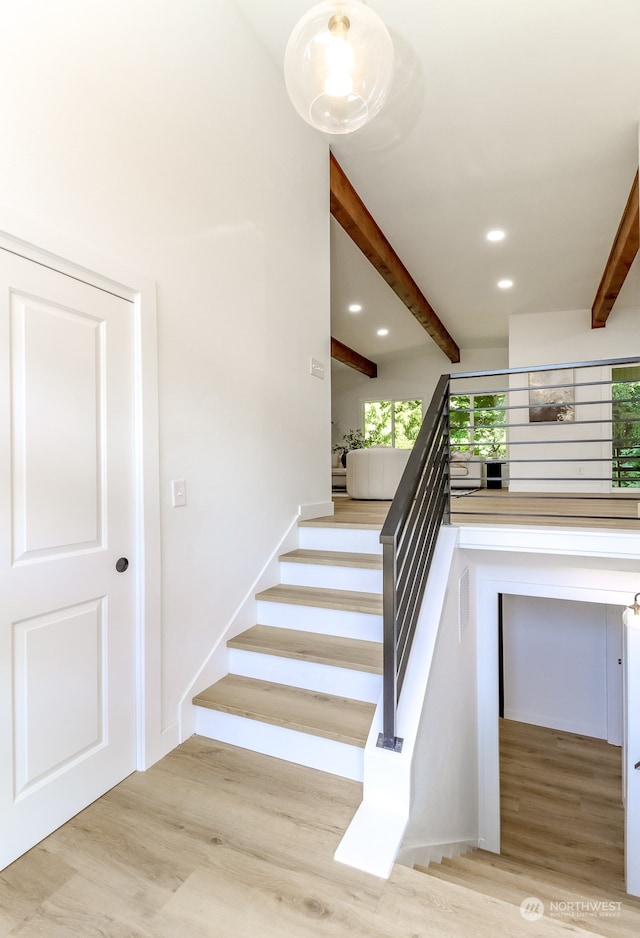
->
xmin=378 ymin=538 xmax=403 ymax=751
xmin=443 ymin=380 xmax=451 ymax=525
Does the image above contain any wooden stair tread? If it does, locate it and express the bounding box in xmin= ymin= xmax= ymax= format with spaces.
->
xmin=228 ymin=625 xmax=382 ymax=673
xmin=298 ymin=518 xmax=382 ymax=530
xmin=279 ymin=548 xmax=382 ymax=569
xmin=255 ymin=583 xmax=382 ymax=615
xmin=193 ymin=675 xmax=375 ymax=747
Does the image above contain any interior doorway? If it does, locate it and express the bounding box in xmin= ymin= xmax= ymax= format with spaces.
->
xmin=498 ymin=594 xmax=622 ymax=744
xmin=497 ymin=593 xmax=625 ymax=889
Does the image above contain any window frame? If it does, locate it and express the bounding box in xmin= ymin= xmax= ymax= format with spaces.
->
xmin=449 ymin=391 xmax=507 ymax=459
xmin=362 ymin=397 xmax=423 ymax=449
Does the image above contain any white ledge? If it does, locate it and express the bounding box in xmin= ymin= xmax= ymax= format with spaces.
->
xmin=456 ymin=523 xmax=640 ymax=560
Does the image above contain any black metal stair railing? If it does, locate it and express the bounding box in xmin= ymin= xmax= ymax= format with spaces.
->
xmin=377 ymin=355 xmax=640 ymax=751
xmin=377 ymin=374 xmax=451 ymax=752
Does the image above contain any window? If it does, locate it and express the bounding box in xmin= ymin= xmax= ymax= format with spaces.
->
xmin=612 ymin=366 xmax=640 ymax=488
xmin=363 ymin=399 xmax=422 ymax=449
xmin=449 ymin=393 xmax=506 ymax=458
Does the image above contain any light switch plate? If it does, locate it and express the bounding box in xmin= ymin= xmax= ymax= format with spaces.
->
xmin=171 ymin=479 xmax=187 ymax=507
xmin=310 ymin=357 xmax=325 ymax=380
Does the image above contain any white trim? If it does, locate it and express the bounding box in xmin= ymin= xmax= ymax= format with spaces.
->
xmin=476 ymin=563 xmax=640 ymax=861
xmin=0 ymin=206 xmax=163 ymax=770
xmin=299 ymin=500 xmax=334 ymax=520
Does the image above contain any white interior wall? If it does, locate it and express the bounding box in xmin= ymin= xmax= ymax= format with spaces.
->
xmin=0 ymin=0 xmax=331 ymax=754
xmin=507 ymin=299 xmax=640 ymax=492
xmin=502 ymin=594 xmax=608 ymax=738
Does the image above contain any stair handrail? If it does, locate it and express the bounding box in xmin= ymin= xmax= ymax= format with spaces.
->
xmin=378 ymin=354 xmax=640 ymax=752
xmin=378 ymin=373 xmax=451 ymax=751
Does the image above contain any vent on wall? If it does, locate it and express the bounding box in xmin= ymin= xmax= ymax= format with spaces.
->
xmin=458 ymin=567 xmax=470 ymax=641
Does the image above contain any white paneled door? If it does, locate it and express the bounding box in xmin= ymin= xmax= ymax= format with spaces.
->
xmin=0 ymin=250 xmax=137 ymax=869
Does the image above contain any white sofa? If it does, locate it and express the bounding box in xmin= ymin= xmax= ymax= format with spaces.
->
xmin=346 ymin=446 xmax=411 ymax=500
xmin=450 ymin=451 xmax=484 ymax=489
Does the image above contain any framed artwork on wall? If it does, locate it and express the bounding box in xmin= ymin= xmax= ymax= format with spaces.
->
xmin=528 ymin=368 xmax=575 ymax=423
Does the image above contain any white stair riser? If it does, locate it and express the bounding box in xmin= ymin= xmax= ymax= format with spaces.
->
xmin=256 ymin=600 xmax=383 ymax=643
xmin=279 ymin=561 xmax=382 ymax=593
xmin=228 ymin=648 xmax=382 ymax=703
xmin=299 ymin=526 xmax=382 ymax=554
xmin=194 ymin=707 xmax=364 ymax=781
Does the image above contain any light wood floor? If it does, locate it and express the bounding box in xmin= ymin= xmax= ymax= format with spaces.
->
xmin=0 ymin=735 xmax=612 ymax=938
xmin=324 ymin=491 xmax=640 ymax=531
xmin=416 ymin=721 xmax=640 ymax=938
xmin=499 ymin=719 xmax=635 ymax=898
xmin=451 ymin=489 xmax=640 ymax=529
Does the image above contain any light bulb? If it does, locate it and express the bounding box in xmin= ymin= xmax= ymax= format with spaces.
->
xmin=324 ymin=14 xmax=354 ymax=97
xmin=284 ymin=1 xmax=394 ymax=134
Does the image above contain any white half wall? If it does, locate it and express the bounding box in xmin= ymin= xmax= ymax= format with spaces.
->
xmin=398 ymin=551 xmax=480 ymax=867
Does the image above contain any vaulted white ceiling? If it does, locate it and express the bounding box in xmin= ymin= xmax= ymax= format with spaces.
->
xmin=234 ymin=0 xmax=640 ymax=359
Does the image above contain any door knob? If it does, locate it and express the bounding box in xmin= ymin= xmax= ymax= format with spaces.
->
xmin=115 ymin=557 xmax=129 ymax=573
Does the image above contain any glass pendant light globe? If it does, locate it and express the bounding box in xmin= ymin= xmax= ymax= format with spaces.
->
xmin=284 ymin=0 xmax=394 ymax=135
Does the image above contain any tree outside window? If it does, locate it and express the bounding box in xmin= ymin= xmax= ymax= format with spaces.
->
xmin=363 ymin=399 xmax=422 ymax=449
xmin=449 ymin=393 xmax=506 ymax=458
xmin=612 ymin=366 xmax=640 ymax=488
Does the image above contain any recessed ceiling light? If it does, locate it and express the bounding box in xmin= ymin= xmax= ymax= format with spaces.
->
xmin=497 ymin=279 xmax=513 ymax=289
xmin=348 ymin=303 xmax=362 ymax=313
xmin=486 ymin=229 xmax=506 ymax=242
xmin=377 ymin=328 xmax=389 ymax=336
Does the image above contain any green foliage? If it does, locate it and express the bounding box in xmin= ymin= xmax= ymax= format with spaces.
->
xmin=449 ymin=393 xmax=506 ymax=458
xmin=364 ymin=401 xmax=392 ymax=446
xmin=612 ymin=377 xmax=640 ymax=487
xmin=332 ymin=428 xmax=371 ymax=456
xmin=363 ymin=399 xmax=422 ymax=449
xmin=394 ymin=399 xmax=422 ymax=448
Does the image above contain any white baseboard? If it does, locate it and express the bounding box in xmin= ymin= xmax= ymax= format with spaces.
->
xmin=299 ymin=500 xmax=334 ymax=520
xmin=503 ymin=710 xmax=606 ymax=740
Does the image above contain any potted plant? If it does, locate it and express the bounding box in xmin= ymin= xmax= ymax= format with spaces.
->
xmin=332 ymin=428 xmax=371 ymax=467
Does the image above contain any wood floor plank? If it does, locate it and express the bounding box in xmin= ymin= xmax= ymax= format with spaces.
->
xmin=1 ymin=736 xmax=603 ymax=938
xmin=499 ymin=720 xmax=627 ymax=891
xmin=450 ymin=490 xmax=640 ymax=529
xmin=228 ymin=625 xmax=383 ymax=673
xmin=316 ymin=494 xmax=640 ymax=532
xmin=416 ymin=721 xmax=640 ymax=937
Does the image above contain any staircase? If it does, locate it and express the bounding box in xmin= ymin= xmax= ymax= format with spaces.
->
xmin=192 ymin=516 xmax=384 ymax=781
xmin=416 ymin=850 xmax=640 ymax=937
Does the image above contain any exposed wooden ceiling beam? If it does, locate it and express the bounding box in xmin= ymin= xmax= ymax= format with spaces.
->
xmin=330 ymin=153 xmax=460 ymax=364
xmin=331 ymin=336 xmax=377 ymax=378
xmin=592 ymin=169 xmax=639 ymax=329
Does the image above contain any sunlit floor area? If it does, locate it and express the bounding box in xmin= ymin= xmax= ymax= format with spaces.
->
xmin=0 ymin=736 xmax=603 ymax=938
